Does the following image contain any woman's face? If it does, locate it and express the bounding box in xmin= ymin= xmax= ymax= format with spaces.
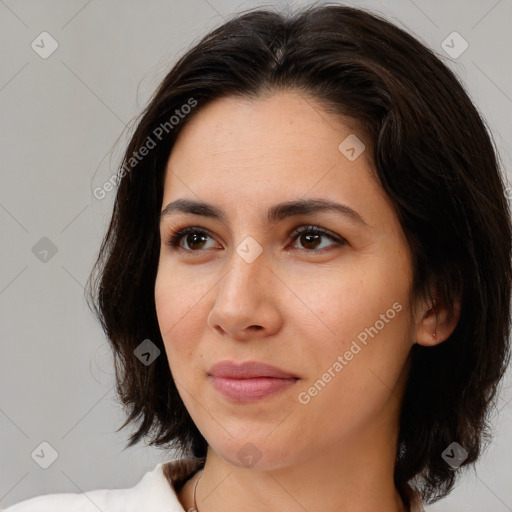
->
xmin=155 ymin=90 xmax=419 ymax=470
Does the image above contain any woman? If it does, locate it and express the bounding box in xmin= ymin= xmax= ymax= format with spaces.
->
xmin=5 ymin=3 xmax=511 ymax=512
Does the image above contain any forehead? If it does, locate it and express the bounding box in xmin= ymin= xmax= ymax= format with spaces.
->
xmin=170 ymin=90 xmax=360 ymax=158
xmin=166 ymin=91 xmax=370 ymax=181
xmin=161 ymin=90 xmax=391 ymax=230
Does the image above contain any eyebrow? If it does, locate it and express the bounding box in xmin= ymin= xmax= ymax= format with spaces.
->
xmin=160 ymin=198 xmax=369 ymax=227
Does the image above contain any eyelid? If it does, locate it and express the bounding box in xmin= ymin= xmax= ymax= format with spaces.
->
xmin=164 ymin=224 xmax=347 ymax=252
xmin=164 ymin=225 xmax=219 ymax=251
xmin=289 ymin=225 xmax=344 ymax=244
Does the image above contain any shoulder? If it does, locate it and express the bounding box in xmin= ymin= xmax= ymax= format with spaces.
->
xmin=1 ymin=458 xmax=202 ymax=512
xmin=1 ymin=491 xmax=98 ymax=512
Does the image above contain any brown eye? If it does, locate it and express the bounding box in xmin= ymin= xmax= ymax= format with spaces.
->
xmin=298 ymin=232 xmax=323 ymax=250
xmin=166 ymin=227 xmax=218 ymax=251
xmin=183 ymin=232 xmax=209 ymax=250
xmin=290 ymin=226 xmax=346 ymax=252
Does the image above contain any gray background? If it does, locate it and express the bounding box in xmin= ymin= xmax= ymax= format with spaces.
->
xmin=1 ymin=0 xmax=511 ymax=510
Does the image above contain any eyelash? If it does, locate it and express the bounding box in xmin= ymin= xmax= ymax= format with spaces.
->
xmin=164 ymin=225 xmax=346 ymax=253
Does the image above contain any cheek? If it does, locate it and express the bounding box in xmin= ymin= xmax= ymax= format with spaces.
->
xmin=290 ymin=252 xmax=413 ymax=402
xmin=293 ymin=260 xmax=409 ymax=343
xmin=154 ymin=261 xmax=203 ymax=361
xmin=292 ymin=273 xmax=411 ymax=436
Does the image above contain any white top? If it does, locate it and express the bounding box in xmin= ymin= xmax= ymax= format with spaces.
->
xmin=2 ymin=457 xmax=426 ymax=512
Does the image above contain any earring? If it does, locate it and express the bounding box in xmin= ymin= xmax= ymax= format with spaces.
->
xmin=432 ymin=299 xmax=437 ymax=341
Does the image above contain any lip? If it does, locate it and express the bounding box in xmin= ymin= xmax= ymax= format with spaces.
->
xmin=208 ymin=361 xmax=299 ymax=402
xmin=208 ymin=360 xmax=299 ymax=379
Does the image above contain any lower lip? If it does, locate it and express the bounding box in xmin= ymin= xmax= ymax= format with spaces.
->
xmin=209 ymin=376 xmax=298 ymax=402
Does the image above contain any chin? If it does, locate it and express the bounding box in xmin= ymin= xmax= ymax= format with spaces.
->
xmin=210 ymin=436 xmax=299 ymax=472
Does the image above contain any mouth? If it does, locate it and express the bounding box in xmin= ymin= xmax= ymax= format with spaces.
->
xmin=207 ymin=360 xmax=300 ymax=402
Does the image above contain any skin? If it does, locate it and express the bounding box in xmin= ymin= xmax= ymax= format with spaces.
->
xmin=154 ymin=90 xmax=460 ymax=512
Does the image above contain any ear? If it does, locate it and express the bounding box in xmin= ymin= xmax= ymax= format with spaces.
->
xmin=414 ymin=293 xmax=461 ymax=347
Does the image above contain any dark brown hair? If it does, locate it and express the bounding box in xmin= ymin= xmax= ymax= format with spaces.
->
xmin=86 ymin=2 xmax=512 ymax=506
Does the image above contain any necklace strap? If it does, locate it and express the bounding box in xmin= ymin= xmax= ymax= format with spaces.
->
xmin=192 ymin=469 xmax=204 ymax=512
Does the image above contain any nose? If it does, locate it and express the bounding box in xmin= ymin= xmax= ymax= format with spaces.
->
xmin=207 ymin=248 xmax=282 ymax=341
